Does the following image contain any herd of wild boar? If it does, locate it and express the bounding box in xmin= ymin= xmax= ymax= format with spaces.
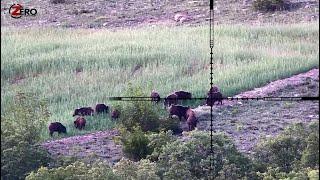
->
xmin=49 ymin=86 xmax=224 ymax=136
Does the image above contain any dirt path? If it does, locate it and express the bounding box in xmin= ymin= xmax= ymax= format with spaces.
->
xmin=42 ymin=69 xmax=319 ymax=163
xmin=42 ymin=129 xmax=122 ymax=165
xmin=193 ymin=68 xmax=319 ymax=154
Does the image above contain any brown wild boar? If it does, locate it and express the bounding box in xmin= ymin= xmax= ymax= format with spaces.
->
xmin=168 ymin=105 xmax=190 ymax=121
xmin=206 ymin=92 xmax=223 ymax=106
xmin=111 ymin=109 xmax=120 ymax=119
xmin=164 ymin=93 xmax=178 ymax=107
xmin=95 ymin=104 xmax=109 ymax=114
xmin=186 ymin=109 xmax=198 ymax=131
xmin=49 ymin=122 xmax=67 ymax=136
xmin=151 ymin=90 xmax=160 ymax=104
xmin=73 ymin=107 xmax=94 ymax=117
xmin=74 ymin=116 xmax=86 ymax=130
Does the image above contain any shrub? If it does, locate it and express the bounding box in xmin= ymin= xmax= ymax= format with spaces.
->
xmin=113 ymin=158 xmax=160 ymax=180
xmin=158 ymin=116 xmax=182 ymax=135
xmin=119 ymin=126 xmax=153 ymax=161
xmin=252 ymin=0 xmax=289 ymax=12
xmin=26 ymin=160 xmax=119 ymax=180
xmin=300 ymin=122 xmax=319 ymax=169
xmin=254 ymin=122 xmax=319 ymax=173
xmin=255 ymin=135 xmax=304 ymax=172
xmin=257 ymin=167 xmax=319 ymax=180
xmin=147 ymin=130 xmax=176 ymax=161
xmin=156 ymin=130 xmax=255 ymax=179
xmin=1 ymin=92 xmax=51 ymax=180
xmin=119 ymin=84 xmax=160 ymax=132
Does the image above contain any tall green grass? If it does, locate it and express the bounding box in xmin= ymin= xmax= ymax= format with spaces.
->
xmin=1 ymin=23 xmax=319 ymax=139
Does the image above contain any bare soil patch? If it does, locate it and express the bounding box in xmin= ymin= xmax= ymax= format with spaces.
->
xmin=1 ymin=0 xmax=318 ymax=29
xmin=194 ymin=68 xmax=319 ymax=154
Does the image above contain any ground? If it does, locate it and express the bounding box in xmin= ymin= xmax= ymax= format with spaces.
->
xmin=42 ymin=69 xmax=319 ymax=164
xmin=1 ymin=0 xmax=319 ymax=28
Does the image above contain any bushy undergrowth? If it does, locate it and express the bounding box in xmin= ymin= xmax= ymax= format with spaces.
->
xmin=113 ymin=158 xmax=160 ymax=180
xmin=1 ymin=92 xmax=51 ymax=180
xmin=253 ymin=121 xmax=319 ymax=180
xmin=26 ymin=160 xmax=119 ymax=180
xmin=257 ymin=167 xmax=319 ymax=180
xmin=254 ymin=122 xmax=319 ymax=173
xmin=156 ymin=130 xmax=256 ymax=179
xmin=119 ymin=84 xmax=160 ymax=132
xmin=20 ymin=121 xmax=319 ymax=180
xmin=158 ymin=116 xmax=182 ymax=135
xmin=118 ymin=126 xmax=153 ymax=161
xmin=147 ymin=130 xmax=176 ymax=162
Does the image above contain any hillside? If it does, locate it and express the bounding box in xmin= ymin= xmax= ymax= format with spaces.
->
xmin=1 ymin=0 xmax=319 ymax=28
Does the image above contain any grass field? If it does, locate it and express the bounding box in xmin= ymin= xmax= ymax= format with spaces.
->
xmin=1 ymin=23 xmax=319 ymax=140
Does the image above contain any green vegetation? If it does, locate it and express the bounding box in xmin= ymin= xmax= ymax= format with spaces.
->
xmin=1 ymin=23 xmax=319 ymax=139
xmin=26 ymin=160 xmax=119 ymax=180
xmin=118 ymin=85 xmax=160 ymax=132
xmin=14 ymin=121 xmax=319 ymax=180
xmin=254 ymin=122 xmax=319 ymax=178
xmin=1 ymin=93 xmax=51 ymax=180
xmin=119 ymin=126 xmax=153 ymax=161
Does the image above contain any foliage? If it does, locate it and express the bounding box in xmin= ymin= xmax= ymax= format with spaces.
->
xmin=119 ymin=84 xmax=160 ymax=132
xmin=252 ymin=0 xmax=289 ymax=12
xmin=254 ymin=122 xmax=319 ymax=173
xmin=300 ymin=122 xmax=319 ymax=169
xmin=119 ymin=126 xmax=153 ymax=161
xmin=158 ymin=116 xmax=183 ymax=135
xmin=147 ymin=130 xmax=176 ymax=161
xmin=156 ymin=130 xmax=255 ymax=179
xmin=1 ymin=92 xmax=51 ymax=180
xmin=257 ymin=167 xmax=319 ymax=180
xmin=113 ymin=158 xmax=160 ymax=180
xmin=26 ymin=160 xmax=119 ymax=180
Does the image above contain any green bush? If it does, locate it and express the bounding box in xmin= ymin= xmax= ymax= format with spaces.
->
xmin=156 ymin=130 xmax=255 ymax=179
xmin=301 ymin=122 xmax=319 ymax=169
xmin=113 ymin=158 xmax=160 ymax=180
xmin=1 ymin=92 xmax=51 ymax=180
xmin=147 ymin=130 xmax=176 ymax=161
xmin=119 ymin=126 xmax=153 ymax=161
xmin=255 ymin=135 xmax=304 ymax=172
xmin=254 ymin=122 xmax=319 ymax=173
xmin=257 ymin=167 xmax=319 ymax=180
xmin=158 ymin=116 xmax=182 ymax=135
xmin=26 ymin=160 xmax=119 ymax=180
xmin=252 ymin=0 xmax=289 ymax=12
xmin=119 ymin=84 xmax=160 ymax=132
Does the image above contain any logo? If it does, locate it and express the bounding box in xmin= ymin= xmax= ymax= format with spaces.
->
xmin=9 ymin=4 xmax=37 ymax=18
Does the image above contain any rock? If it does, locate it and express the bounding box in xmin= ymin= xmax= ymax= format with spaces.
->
xmin=174 ymin=12 xmax=189 ymax=22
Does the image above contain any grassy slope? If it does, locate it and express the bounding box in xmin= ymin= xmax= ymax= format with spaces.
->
xmin=1 ymin=23 xmax=319 ymax=139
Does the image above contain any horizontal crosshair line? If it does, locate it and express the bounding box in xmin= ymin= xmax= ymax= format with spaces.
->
xmin=107 ymin=96 xmax=319 ymax=101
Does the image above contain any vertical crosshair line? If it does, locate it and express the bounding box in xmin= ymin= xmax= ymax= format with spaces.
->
xmin=209 ymin=0 xmax=214 ymax=178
